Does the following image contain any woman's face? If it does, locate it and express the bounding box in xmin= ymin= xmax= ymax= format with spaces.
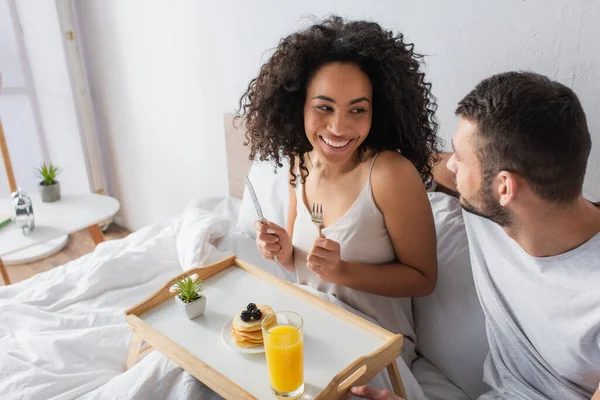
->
xmin=304 ymin=62 xmax=373 ymax=166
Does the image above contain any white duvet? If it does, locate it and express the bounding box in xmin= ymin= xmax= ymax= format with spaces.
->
xmin=0 ymin=197 xmax=425 ymax=400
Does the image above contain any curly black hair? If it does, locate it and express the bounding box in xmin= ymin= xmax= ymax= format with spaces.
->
xmin=236 ymin=15 xmax=439 ymax=185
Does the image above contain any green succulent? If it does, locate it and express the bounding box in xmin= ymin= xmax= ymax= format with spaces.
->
xmin=175 ymin=276 xmax=204 ymax=303
xmin=37 ymin=162 xmax=60 ymax=185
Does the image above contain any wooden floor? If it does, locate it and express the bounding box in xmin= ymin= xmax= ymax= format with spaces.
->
xmin=2 ymin=224 xmax=130 ymax=285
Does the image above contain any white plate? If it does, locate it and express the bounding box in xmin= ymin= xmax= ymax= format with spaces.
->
xmin=221 ymin=318 xmax=265 ymax=354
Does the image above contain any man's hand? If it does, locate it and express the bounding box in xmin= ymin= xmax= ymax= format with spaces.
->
xmin=350 ymin=385 xmax=404 ymax=400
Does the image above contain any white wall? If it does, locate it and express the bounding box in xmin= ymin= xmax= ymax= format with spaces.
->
xmin=0 ymin=0 xmax=45 ymax=196
xmin=76 ymin=1 xmax=230 ymax=230
xmin=13 ymin=0 xmax=91 ymax=195
xmin=76 ymin=0 xmax=600 ymax=230
xmin=1 ymin=0 xmax=90 ymax=198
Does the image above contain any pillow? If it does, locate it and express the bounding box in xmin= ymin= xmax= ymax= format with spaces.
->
xmin=413 ymin=192 xmax=489 ymax=399
xmin=236 ymin=160 xmax=289 ymax=239
xmin=411 ymin=356 xmax=470 ymax=400
xmin=175 ymin=204 xmax=231 ymax=271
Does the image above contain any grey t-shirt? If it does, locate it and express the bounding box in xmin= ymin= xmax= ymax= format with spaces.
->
xmin=463 ymin=210 xmax=600 ymax=399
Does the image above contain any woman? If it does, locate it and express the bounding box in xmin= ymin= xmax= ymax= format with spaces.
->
xmin=237 ymin=16 xmax=438 ymax=364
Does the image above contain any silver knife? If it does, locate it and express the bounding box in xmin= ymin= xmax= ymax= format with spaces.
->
xmin=245 ymin=175 xmax=278 ymax=262
xmin=245 ymin=175 xmax=266 ymax=223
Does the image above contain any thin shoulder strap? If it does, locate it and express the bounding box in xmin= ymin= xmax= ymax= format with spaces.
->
xmin=294 ymin=156 xmax=303 ymax=196
xmin=368 ymin=153 xmax=380 ymax=178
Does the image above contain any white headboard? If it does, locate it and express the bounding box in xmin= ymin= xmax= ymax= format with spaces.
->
xmin=224 ymin=113 xmax=252 ymax=199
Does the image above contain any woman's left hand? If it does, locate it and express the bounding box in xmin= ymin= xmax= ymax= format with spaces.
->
xmin=307 ymin=234 xmax=347 ymax=284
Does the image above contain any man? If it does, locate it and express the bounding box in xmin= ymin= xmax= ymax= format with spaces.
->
xmin=352 ymin=72 xmax=600 ymax=399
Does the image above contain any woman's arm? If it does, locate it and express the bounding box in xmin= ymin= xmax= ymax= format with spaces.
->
xmin=278 ymin=171 xmax=298 ymax=271
xmin=351 ymin=152 xmax=437 ymax=296
xmin=253 ymin=167 xmax=297 ymax=271
xmin=306 ymin=152 xmax=438 ymax=297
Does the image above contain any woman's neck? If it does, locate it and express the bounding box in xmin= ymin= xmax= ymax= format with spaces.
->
xmin=306 ymin=150 xmax=366 ymax=179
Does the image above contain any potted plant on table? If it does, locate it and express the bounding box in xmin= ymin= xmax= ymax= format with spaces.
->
xmin=37 ymin=162 xmax=61 ymax=202
xmin=170 ymin=273 xmax=206 ymax=319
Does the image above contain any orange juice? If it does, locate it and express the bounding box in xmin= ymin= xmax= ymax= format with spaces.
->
xmin=264 ymin=324 xmax=304 ymax=394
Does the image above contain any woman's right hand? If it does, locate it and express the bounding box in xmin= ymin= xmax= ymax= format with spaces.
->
xmin=255 ymin=220 xmax=294 ymax=269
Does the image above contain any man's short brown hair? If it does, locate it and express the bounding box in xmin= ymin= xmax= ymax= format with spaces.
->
xmin=456 ymin=71 xmax=591 ymax=204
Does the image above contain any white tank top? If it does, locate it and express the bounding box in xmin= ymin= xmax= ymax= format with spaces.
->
xmin=291 ymin=154 xmax=416 ymax=364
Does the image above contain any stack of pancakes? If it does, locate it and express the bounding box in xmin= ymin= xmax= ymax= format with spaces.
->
xmin=231 ymin=304 xmax=276 ymax=348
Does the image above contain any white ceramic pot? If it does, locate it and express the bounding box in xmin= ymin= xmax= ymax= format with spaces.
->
xmin=175 ymin=295 xmax=206 ymax=319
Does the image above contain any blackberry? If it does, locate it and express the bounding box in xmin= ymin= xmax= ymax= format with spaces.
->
xmin=240 ymin=310 xmax=251 ymax=322
xmin=251 ymin=308 xmax=262 ymax=320
xmin=246 ymin=303 xmax=257 ymax=311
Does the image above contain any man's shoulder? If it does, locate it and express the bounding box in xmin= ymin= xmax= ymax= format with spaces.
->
xmin=460 ymin=210 xmax=512 ymax=263
xmin=461 ymin=209 xmax=502 ymax=236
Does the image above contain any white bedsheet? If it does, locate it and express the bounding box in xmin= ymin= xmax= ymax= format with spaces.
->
xmin=0 ymin=197 xmax=426 ymax=400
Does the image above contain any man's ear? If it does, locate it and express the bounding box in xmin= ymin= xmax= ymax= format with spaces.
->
xmin=497 ymin=171 xmax=517 ymax=207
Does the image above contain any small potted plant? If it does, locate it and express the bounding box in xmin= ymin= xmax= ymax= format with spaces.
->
xmin=37 ymin=162 xmax=61 ymax=202
xmin=170 ymin=273 xmax=206 ymax=319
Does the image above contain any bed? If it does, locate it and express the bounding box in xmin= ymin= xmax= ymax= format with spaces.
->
xmin=0 ymin=115 xmax=489 ymax=400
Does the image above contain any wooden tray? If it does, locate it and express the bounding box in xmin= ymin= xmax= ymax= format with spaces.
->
xmin=124 ymin=256 xmax=406 ymax=399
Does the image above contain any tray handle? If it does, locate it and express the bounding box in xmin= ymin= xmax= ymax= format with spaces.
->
xmin=124 ymin=255 xmax=236 ymax=316
xmin=316 ymin=334 xmax=403 ymax=400
xmin=336 ymin=364 xmax=368 ymax=394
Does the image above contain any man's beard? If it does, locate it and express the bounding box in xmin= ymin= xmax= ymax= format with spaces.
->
xmin=460 ymin=175 xmax=512 ymax=227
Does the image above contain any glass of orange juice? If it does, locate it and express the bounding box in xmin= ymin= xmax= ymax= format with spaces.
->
xmin=262 ymin=311 xmax=304 ymax=398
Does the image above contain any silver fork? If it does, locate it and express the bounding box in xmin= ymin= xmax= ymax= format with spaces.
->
xmin=311 ymin=203 xmax=323 ymax=235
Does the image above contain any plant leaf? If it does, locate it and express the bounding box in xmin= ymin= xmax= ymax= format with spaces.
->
xmin=36 ymin=162 xmax=60 ymax=184
xmin=175 ymin=276 xmax=204 ymax=303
